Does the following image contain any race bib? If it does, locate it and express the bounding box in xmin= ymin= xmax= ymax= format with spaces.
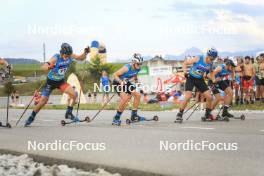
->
xmin=58 ymin=68 xmax=67 ymax=75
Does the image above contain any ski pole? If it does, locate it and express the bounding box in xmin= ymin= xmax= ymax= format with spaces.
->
xmin=183 ymin=101 xmax=200 ymax=115
xmin=186 ymin=103 xmax=200 ymax=120
xmin=75 ymin=71 xmax=87 ymax=118
xmin=89 ymin=93 xmax=115 ymax=122
xmin=15 ymin=82 xmax=44 ymax=126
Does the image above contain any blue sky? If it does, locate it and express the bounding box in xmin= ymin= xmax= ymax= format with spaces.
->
xmin=0 ymin=0 xmax=263 ymax=62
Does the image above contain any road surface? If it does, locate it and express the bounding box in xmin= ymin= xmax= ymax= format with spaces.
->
xmin=0 ymin=109 xmax=264 ymax=176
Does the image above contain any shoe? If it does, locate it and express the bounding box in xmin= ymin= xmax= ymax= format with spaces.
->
xmin=112 ymin=119 xmax=121 ymax=126
xmin=174 ymin=112 xmax=183 ymax=123
xmin=204 ymin=108 xmax=215 ymax=120
xmin=65 ymin=112 xmax=78 ymax=121
xmin=222 ymin=110 xmax=234 ymax=118
xmin=131 ymin=114 xmax=145 ymax=122
xmin=24 ymin=115 xmax=35 ymax=127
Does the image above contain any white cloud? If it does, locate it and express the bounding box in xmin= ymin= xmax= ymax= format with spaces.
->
xmin=208 ymin=10 xmax=264 ymax=41
xmin=218 ymin=0 xmax=264 ymax=5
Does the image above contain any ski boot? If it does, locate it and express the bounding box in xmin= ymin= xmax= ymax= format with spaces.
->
xmin=174 ymin=111 xmax=183 ymax=123
xmin=24 ymin=114 xmax=35 ymax=127
xmin=65 ymin=112 xmax=80 ymax=122
xmin=201 ymin=108 xmax=215 ymax=121
xmin=131 ymin=114 xmax=146 ymax=122
xmin=112 ymin=119 xmax=121 ymax=126
xmin=222 ymin=109 xmax=234 ymax=118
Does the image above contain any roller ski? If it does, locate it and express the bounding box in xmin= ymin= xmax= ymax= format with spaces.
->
xmin=201 ymin=108 xmax=229 ymax=122
xmin=126 ymin=115 xmax=159 ymax=125
xmin=201 ymin=114 xmax=229 ymax=122
xmin=0 ymin=121 xmax=12 ymax=128
xmin=61 ymin=112 xmax=90 ymax=126
xmin=216 ymin=107 xmax=245 ymax=121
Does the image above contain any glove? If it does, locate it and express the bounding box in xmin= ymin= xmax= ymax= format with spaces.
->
xmin=48 ymin=64 xmax=55 ymax=70
xmin=84 ymin=46 xmax=90 ymax=54
xmin=6 ymin=64 xmax=11 ymax=70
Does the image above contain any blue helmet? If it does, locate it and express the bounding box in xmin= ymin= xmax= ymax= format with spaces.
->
xmin=60 ymin=43 xmax=73 ymax=55
xmin=207 ymin=47 xmax=218 ymax=59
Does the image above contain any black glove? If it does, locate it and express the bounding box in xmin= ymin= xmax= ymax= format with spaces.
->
xmin=6 ymin=64 xmax=11 ymax=69
xmin=84 ymin=46 xmax=90 ymax=54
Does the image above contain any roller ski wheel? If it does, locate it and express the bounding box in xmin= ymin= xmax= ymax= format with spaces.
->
xmin=240 ymin=114 xmax=245 ymax=120
xmin=85 ymin=116 xmax=91 ymax=123
xmin=153 ymin=115 xmax=159 ymax=121
xmin=6 ymin=123 xmax=12 ymax=128
xmin=61 ymin=120 xmax=66 ymax=126
xmin=126 ymin=119 xmax=131 ymax=125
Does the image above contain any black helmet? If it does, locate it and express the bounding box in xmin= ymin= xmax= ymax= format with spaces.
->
xmin=225 ymin=59 xmax=236 ymax=67
xmin=60 ymin=43 xmax=73 ymax=55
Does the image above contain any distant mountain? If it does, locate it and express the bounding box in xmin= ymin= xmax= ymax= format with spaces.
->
xmin=111 ymin=47 xmax=264 ymax=63
xmin=164 ymin=47 xmax=264 ymax=61
xmin=165 ymin=47 xmax=203 ymax=60
xmin=219 ymin=48 xmax=264 ymax=57
xmin=5 ymin=58 xmax=40 ymax=64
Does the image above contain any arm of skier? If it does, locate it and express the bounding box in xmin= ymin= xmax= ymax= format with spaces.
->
xmin=72 ymin=46 xmax=90 ymax=61
xmin=113 ymin=66 xmax=129 ymax=85
xmin=182 ymin=56 xmax=199 ymax=76
xmin=41 ymin=57 xmax=57 ymax=73
xmin=208 ymin=66 xmax=222 ymax=83
xmin=209 ymin=66 xmax=222 ymax=83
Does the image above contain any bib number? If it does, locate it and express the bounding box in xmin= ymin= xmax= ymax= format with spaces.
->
xmin=58 ymin=68 xmax=67 ymax=75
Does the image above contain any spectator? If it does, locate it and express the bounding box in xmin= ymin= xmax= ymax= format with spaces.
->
xmin=87 ymin=92 xmax=92 ymax=103
xmin=100 ymin=71 xmax=110 ymax=105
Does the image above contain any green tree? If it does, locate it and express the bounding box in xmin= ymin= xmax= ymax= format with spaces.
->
xmin=65 ymin=61 xmax=77 ymax=79
xmin=86 ymin=55 xmax=114 ymax=82
xmin=4 ymin=81 xmax=15 ymax=95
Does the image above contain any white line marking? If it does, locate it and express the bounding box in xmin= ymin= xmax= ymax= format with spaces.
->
xmin=181 ymin=127 xmax=215 ymax=130
xmin=260 ymin=130 xmax=264 ymax=132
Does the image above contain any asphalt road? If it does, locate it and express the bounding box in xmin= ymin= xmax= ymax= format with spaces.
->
xmin=0 ymin=109 xmax=264 ymax=176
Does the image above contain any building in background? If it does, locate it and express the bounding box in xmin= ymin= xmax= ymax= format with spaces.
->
xmin=138 ymin=55 xmax=186 ymax=93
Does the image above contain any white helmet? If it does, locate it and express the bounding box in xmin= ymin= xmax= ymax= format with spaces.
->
xmin=229 ymin=56 xmax=237 ymax=67
xmin=132 ymin=53 xmax=143 ymax=64
xmin=256 ymin=51 xmax=264 ymax=59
